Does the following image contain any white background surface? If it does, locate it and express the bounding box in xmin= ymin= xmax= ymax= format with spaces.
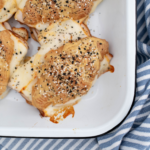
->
xmin=0 ymin=0 xmax=136 ymax=137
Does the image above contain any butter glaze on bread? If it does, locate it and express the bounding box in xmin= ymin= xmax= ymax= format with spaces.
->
xmin=30 ymin=19 xmax=90 ymax=44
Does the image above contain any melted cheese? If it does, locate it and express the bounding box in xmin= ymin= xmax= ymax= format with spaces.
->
xmin=16 ymin=0 xmax=28 ymax=10
xmin=14 ymin=10 xmax=24 ymax=22
xmin=4 ymin=22 xmax=11 ymax=30
xmin=99 ymin=54 xmax=111 ymax=75
xmin=38 ymin=19 xmax=90 ymax=46
xmin=35 ymin=22 xmax=50 ymax=31
xmin=21 ymin=78 xmax=37 ymax=102
xmin=8 ymin=20 xmax=89 ymax=95
xmin=0 ymin=0 xmax=17 ymax=22
xmin=44 ymin=97 xmax=81 ymax=123
xmin=10 ymin=34 xmax=28 ymax=75
xmin=0 ymin=23 xmax=7 ymax=31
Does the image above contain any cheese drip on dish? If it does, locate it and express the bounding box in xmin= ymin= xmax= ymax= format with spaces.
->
xmin=32 ymin=37 xmax=114 ymax=123
xmin=8 ymin=19 xmax=90 ymax=101
xmin=0 ymin=0 xmax=17 ymax=22
xmin=31 ymin=19 xmax=90 ymax=45
xmin=0 ymin=22 xmax=28 ymax=99
xmin=15 ymin=0 xmax=103 ymax=30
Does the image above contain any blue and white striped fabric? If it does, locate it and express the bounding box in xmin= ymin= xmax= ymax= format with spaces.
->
xmin=0 ymin=0 xmax=150 ymax=149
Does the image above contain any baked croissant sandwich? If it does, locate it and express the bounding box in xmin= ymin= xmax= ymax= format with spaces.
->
xmin=8 ymin=19 xmax=90 ymax=102
xmin=15 ymin=0 xmax=103 ymax=30
xmin=0 ymin=0 xmax=17 ymax=22
xmin=9 ymin=36 xmax=114 ymax=123
xmin=0 ymin=22 xmax=28 ymax=99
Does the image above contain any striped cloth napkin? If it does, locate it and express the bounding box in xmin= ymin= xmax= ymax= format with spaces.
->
xmin=0 ymin=0 xmax=150 ymax=149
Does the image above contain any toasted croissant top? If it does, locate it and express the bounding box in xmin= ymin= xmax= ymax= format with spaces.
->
xmin=15 ymin=0 xmax=102 ymax=29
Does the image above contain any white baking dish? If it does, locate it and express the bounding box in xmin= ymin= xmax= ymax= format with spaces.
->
xmin=0 ymin=0 xmax=136 ymax=137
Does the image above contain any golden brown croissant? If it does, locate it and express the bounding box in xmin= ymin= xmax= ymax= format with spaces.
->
xmin=0 ymin=22 xmax=28 ymax=99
